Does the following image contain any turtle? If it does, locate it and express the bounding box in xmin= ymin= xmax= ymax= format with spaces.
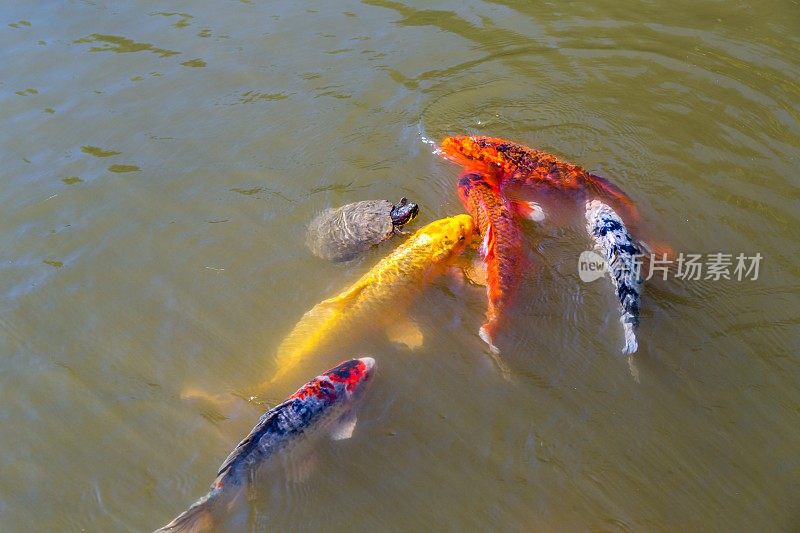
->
xmin=306 ymin=197 xmax=419 ymax=261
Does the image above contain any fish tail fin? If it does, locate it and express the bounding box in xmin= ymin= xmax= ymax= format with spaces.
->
xmin=478 ymin=324 xmax=500 ymax=355
xmin=479 ymin=323 xmax=513 ymax=379
xmin=156 ymin=487 xmax=221 ymax=533
xmin=638 ymin=238 xmax=675 ymax=261
xmin=585 ymin=173 xmax=640 ymax=225
xmin=621 ymin=319 xmax=638 ymax=354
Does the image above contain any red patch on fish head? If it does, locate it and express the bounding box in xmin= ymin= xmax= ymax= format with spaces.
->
xmin=290 ymin=359 xmax=372 ymax=402
xmin=290 ymin=377 xmax=337 ymax=402
xmin=327 ymin=359 xmax=370 ymax=392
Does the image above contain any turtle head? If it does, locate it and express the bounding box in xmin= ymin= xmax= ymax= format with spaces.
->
xmin=390 ymin=197 xmax=419 ymax=227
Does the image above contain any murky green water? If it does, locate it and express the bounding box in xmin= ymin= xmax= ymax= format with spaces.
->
xmin=2 ymin=1 xmax=799 ymax=531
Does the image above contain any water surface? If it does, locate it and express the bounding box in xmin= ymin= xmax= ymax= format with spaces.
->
xmin=1 ymin=0 xmax=799 ymax=530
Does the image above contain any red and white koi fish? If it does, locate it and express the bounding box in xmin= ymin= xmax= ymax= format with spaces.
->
xmin=156 ymin=357 xmax=375 ymax=533
xmin=457 ymin=171 xmax=527 ymax=354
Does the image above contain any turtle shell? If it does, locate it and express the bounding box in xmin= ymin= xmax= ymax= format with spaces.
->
xmin=306 ymin=200 xmax=396 ymax=261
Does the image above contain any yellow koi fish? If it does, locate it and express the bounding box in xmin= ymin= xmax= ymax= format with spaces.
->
xmin=261 ymin=214 xmax=474 ymax=389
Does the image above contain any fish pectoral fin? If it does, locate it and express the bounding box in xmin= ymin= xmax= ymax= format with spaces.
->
xmin=323 ymin=278 xmax=369 ymax=306
xmin=638 ymin=238 xmax=674 ymax=261
xmin=585 ymin=172 xmax=641 ymax=225
xmin=284 ymin=451 xmax=320 ymax=483
xmin=246 ymin=465 xmax=259 ymax=502
xmin=330 ymin=408 xmax=358 ymax=440
xmin=463 ymin=256 xmax=488 ymax=286
xmin=385 ymin=318 xmax=424 ymax=350
xmin=445 ymin=266 xmax=466 ymax=295
xmin=506 ymin=199 xmax=546 ymax=222
xmin=450 ymin=252 xmax=486 ymax=287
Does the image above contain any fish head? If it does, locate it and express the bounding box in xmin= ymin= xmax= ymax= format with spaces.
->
xmin=414 ymin=214 xmax=475 ymax=264
xmin=440 ymin=135 xmax=516 ymax=175
xmin=290 ymin=357 xmax=375 ymax=405
xmin=325 ymin=356 xmax=375 ymax=401
xmin=281 ymin=358 xmax=375 ymax=443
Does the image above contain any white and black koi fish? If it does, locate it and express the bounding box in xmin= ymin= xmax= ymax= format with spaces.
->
xmin=585 ymin=200 xmax=643 ymax=354
xmin=156 ymin=357 xmax=375 ymax=533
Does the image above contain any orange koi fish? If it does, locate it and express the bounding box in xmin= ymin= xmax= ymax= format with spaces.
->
xmin=440 ymin=135 xmax=641 ymax=226
xmin=457 ymin=171 xmax=526 ymax=354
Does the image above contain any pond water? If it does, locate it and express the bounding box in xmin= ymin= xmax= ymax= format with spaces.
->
xmin=1 ymin=0 xmax=798 ymax=530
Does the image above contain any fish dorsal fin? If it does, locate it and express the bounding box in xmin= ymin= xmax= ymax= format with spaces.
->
xmin=215 ymin=400 xmax=291 ymax=478
xmin=270 ymin=280 xmax=369 ymax=384
xmin=278 ymin=281 xmax=367 ymax=347
xmin=585 ymin=173 xmax=641 ymax=225
xmin=325 ymin=277 xmax=370 ymax=305
xmin=385 ymin=317 xmax=424 ymax=349
xmin=330 ymin=408 xmax=358 ymax=440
